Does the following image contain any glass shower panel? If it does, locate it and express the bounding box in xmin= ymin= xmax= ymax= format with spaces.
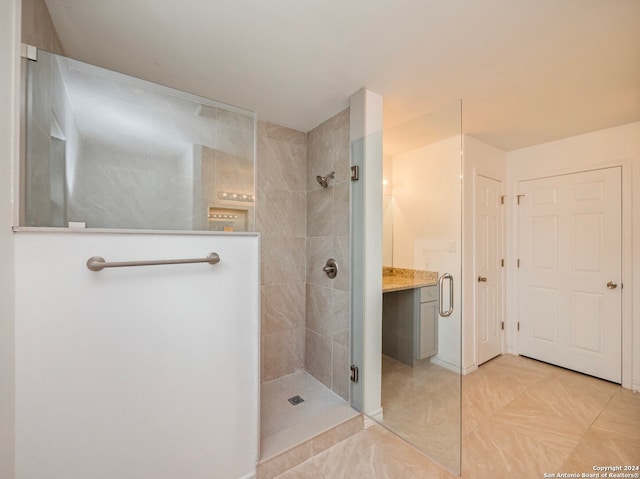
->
xmin=22 ymin=50 xmax=255 ymax=231
xmin=379 ymin=101 xmax=463 ymax=474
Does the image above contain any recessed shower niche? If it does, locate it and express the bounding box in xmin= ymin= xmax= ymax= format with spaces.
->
xmin=207 ymin=207 xmax=248 ymax=232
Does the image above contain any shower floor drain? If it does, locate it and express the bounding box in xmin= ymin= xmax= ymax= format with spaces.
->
xmin=287 ymin=395 xmax=305 ymax=405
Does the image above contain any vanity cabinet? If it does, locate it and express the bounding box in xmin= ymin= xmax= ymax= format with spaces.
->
xmin=382 ymin=284 xmax=438 ymax=366
xmin=415 ymin=286 xmax=438 ymax=359
xmin=382 ymin=289 xmax=415 ymax=366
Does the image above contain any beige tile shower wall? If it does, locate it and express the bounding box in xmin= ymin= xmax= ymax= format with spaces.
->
xmin=22 ymin=0 xmax=64 ymax=54
xmin=257 ymin=121 xmax=308 ymax=383
xmin=306 ymin=108 xmax=350 ymax=400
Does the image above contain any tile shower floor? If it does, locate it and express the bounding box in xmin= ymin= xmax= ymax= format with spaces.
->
xmin=275 ymin=354 xmax=640 ymax=478
xmin=261 ymin=370 xmax=358 ymax=460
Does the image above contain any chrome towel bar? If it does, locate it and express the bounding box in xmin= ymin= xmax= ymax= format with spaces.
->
xmin=86 ymin=252 xmax=220 ymax=272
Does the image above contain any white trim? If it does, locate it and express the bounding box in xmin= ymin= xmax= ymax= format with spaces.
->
xmin=463 ymin=363 xmax=478 ymax=376
xmin=430 ymin=356 xmax=461 ymax=374
xmin=363 ymin=408 xmax=384 ymax=427
xmin=0 ymin=1 xmax=20 ymax=477
xmin=471 ymin=169 xmax=478 ymax=368
xmin=505 ymin=176 xmax=518 ymax=355
xmin=621 ymin=160 xmax=633 ymax=389
xmin=13 ymin=226 xmax=260 ymax=237
xmin=20 ymin=43 xmax=37 ymax=61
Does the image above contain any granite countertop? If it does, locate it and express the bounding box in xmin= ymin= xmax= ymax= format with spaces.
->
xmin=382 ymin=267 xmax=438 ymax=293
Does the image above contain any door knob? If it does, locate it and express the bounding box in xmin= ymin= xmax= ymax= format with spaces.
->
xmin=606 ymin=281 xmax=617 ymax=289
xmin=478 ymin=276 xmax=487 ymax=282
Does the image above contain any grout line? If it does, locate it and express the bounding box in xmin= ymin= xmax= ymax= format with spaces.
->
xmin=556 ymin=390 xmax=619 ymax=471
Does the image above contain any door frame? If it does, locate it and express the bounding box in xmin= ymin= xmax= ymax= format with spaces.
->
xmin=473 ymin=171 xmax=506 ymax=366
xmin=509 ymin=158 xmax=633 ymax=389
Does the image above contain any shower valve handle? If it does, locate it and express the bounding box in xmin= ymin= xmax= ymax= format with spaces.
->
xmin=323 ymin=258 xmax=338 ymax=279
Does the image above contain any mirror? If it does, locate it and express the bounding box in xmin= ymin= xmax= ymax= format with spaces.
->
xmin=22 ymin=50 xmax=255 ymax=231
xmin=379 ymin=101 xmax=462 ymax=473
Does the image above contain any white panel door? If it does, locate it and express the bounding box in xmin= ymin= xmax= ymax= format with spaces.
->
xmin=476 ymin=175 xmax=504 ymax=364
xmin=518 ymin=167 xmax=622 ymax=382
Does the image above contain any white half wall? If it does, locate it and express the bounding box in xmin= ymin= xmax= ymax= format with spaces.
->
xmin=506 ymin=121 xmax=640 ymax=390
xmin=14 ymin=231 xmax=260 ymax=479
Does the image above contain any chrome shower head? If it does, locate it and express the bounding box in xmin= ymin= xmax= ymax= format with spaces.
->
xmin=315 ymin=171 xmax=335 ymax=188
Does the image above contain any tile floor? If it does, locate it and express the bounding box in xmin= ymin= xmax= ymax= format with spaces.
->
xmin=275 ymin=354 xmax=640 ymax=478
xmin=380 ymin=354 xmax=461 ymax=470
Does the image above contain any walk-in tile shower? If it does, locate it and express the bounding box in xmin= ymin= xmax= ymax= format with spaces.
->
xmin=257 ymin=109 xmax=357 ymax=461
xmin=23 ymin=47 xmax=359 ymax=467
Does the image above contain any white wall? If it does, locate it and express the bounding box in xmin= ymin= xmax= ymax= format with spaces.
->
xmin=506 ymin=122 xmax=640 ymax=390
xmin=14 ymin=231 xmax=260 ymax=479
xmin=0 ymin=1 xmax=19 ymax=478
xmin=382 ymin=154 xmax=393 ymax=267
xmin=462 ymin=136 xmax=506 ymax=373
xmin=391 ymin=135 xmax=462 ymax=369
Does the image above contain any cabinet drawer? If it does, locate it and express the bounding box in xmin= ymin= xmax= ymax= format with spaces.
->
xmin=420 ymin=285 xmax=438 ymax=303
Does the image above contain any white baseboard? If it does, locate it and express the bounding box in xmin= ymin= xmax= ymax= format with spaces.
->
xmin=463 ymin=363 xmax=478 ymax=375
xmin=430 ymin=356 xmax=461 ymax=374
xmin=363 ymin=407 xmax=384 ymax=428
xmin=363 ymin=416 xmax=376 ymax=429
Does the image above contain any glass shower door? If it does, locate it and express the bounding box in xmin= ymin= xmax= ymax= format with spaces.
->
xmin=353 ymin=100 xmax=463 ymax=474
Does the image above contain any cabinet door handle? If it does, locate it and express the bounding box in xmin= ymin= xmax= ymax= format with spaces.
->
xmin=478 ymin=276 xmax=487 ymax=282
xmin=438 ymin=273 xmax=454 ymax=317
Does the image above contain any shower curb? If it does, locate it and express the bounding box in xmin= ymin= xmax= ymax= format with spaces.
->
xmin=256 ymin=414 xmax=363 ymax=479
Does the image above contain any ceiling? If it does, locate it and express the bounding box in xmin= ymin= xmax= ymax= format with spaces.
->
xmin=44 ymin=0 xmax=640 ymax=151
